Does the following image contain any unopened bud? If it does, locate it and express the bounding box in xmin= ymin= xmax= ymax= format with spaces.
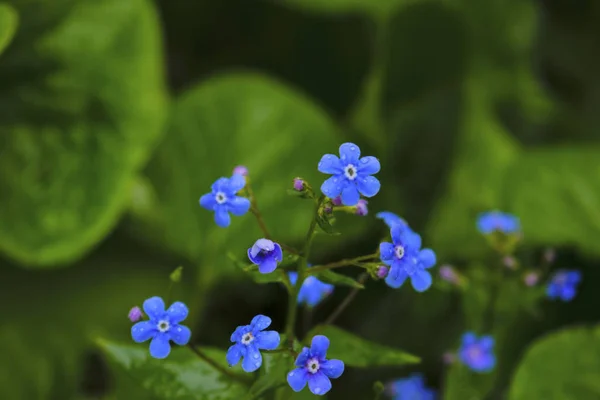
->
xmin=331 ymin=196 xmax=343 ymax=206
xmin=443 ymin=351 xmax=457 ymax=365
xmin=439 ymin=265 xmax=459 ymax=284
xmin=293 ymin=177 xmax=304 ymax=191
xmin=503 ymin=256 xmax=517 ymax=270
xmin=524 ymin=272 xmax=539 ymax=287
xmin=543 ymin=248 xmax=556 ymax=264
xmin=128 ymin=306 xmax=143 ymax=322
xmin=232 ymin=165 xmax=248 ymax=176
xmin=376 ymin=265 xmax=389 ymax=279
xmin=170 ymin=266 xmax=183 ymax=283
xmin=356 ymin=199 xmax=368 ymax=216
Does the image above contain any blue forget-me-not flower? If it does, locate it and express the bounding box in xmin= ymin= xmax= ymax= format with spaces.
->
xmin=226 ymin=314 xmax=280 ymax=373
xmin=547 ymin=269 xmax=582 ymax=302
xmin=458 ymin=332 xmax=496 ymax=373
xmin=388 ymin=373 xmax=436 ymax=400
xmin=289 ymin=271 xmax=334 ymax=307
xmin=248 ymin=239 xmax=283 ymax=274
xmin=380 ymin=225 xmax=436 ymax=292
xmin=376 ymin=211 xmax=408 ymax=229
xmin=477 ymin=211 xmax=520 ymax=234
xmin=318 ymin=142 xmax=381 ymax=206
xmin=287 ymin=335 xmax=344 ymax=396
xmin=199 ymin=174 xmax=250 ymax=228
xmin=131 ymin=296 xmax=191 ymax=359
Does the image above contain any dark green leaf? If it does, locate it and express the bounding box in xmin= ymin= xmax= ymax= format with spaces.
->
xmin=97 ymin=340 xmax=249 ymax=400
xmin=0 ymin=3 xmax=17 ymax=55
xmin=304 ymin=325 xmax=419 ymax=367
xmin=508 ymin=325 xmax=600 ymax=400
xmin=0 ymin=0 xmax=167 ymax=266
xmin=276 ymin=0 xmax=405 ymax=18
xmin=314 ymin=270 xmax=364 ymax=289
xmin=315 ymin=212 xmax=340 ymax=236
xmin=247 ymin=352 xmax=295 ymax=399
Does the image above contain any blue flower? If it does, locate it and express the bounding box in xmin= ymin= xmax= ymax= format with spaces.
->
xmin=388 ymin=374 xmax=436 ymax=400
xmin=199 ymin=174 xmax=250 ymax=227
xmin=547 ymin=269 xmax=581 ymax=302
xmin=226 ymin=315 xmax=281 ymax=373
xmin=289 ymin=272 xmax=334 ymax=307
xmin=458 ymin=332 xmax=496 ymax=373
xmin=376 ymin=211 xmax=408 ymax=229
xmin=248 ymin=239 xmax=283 ymax=274
xmin=380 ymin=225 xmax=436 ymax=292
xmin=318 ymin=142 xmax=381 ymax=206
xmin=131 ymin=296 xmax=191 ymax=359
xmin=287 ymin=335 xmax=344 ymax=396
xmin=477 ymin=211 xmax=520 ymax=234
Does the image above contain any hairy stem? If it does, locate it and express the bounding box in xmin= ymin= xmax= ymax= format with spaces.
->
xmin=187 ymin=344 xmax=252 ymax=386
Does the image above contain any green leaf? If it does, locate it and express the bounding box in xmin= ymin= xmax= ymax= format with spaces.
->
xmin=508 ymin=325 xmax=600 ymax=400
xmin=304 ymin=325 xmax=419 ymax=367
xmin=443 ymin=362 xmax=495 ymax=400
xmin=0 ymin=0 xmax=167 ymax=267
xmin=247 ymin=352 xmax=294 ymax=399
xmin=133 ymin=73 xmax=343 ymax=279
xmin=97 ymin=340 xmax=249 ymax=400
xmin=276 ymin=0 xmax=407 ymax=18
xmin=315 ymin=211 xmax=340 ymax=235
xmin=0 ymin=3 xmax=17 ymax=55
xmin=314 ymin=270 xmax=364 ymax=289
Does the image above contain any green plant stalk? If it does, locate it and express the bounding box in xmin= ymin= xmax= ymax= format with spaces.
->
xmin=308 ymin=253 xmax=379 ymax=274
xmin=187 ymin=344 xmax=252 ymax=386
xmin=324 ymin=272 xmax=369 ymax=326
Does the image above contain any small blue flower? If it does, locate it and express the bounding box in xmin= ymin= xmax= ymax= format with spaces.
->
xmin=226 ymin=315 xmax=280 ymax=373
xmin=388 ymin=373 xmax=436 ymax=400
xmin=131 ymin=297 xmax=191 ymax=359
xmin=547 ymin=269 xmax=581 ymax=302
xmin=477 ymin=211 xmax=520 ymax=234
xmin=376 ymin=211 xmax=408 ymax=229
xmin=458 ymin=332 xmax=496 ymax=373
xmin=199 ymin=174 xmax=251 ymax=228
xmin=289 ymin=272 xmax=334 ymax=307
xmin=287 ymin=335 xmax=344 ymax=396
xmin=318 ymin=142 xmax=381 ymax=206
xmin=380 ymin=225 xmax=436 ymax=292
xmin=248 ymin=239 xmax=283 ymax=274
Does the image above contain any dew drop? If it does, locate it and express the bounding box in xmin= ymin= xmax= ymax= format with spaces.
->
xmin=361 ymin=158 xmax=368 ymax=164
xmin=254 ymin=362 xmax=261 ymax=367
xmin=289 ymin=371 xmax=295 ymax=377
xmin=350 ymin=146 xmax=356 ymax=151
xmin=314 ymin=388 xmax=322 ymax=394
xmin=253 ymin=353 xmax=260 ymax=359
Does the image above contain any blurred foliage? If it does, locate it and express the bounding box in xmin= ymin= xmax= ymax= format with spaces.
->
xmin=0 ymin=3 xmax=17 ymax=54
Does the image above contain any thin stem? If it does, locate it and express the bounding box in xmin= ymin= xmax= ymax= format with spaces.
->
xmin=324 ymin=273 xmax=370 ymax=326
xmin=308 ymin=253 xmax=379 ymax=274
xmin=187 ymin=344 xmax=252 ymax=386
xmin=165 ymin=281 xmax=174 ymax=306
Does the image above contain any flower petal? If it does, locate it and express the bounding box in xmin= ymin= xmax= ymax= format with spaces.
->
xmin=199 ymin=193 xmax=216 ymax=210
xmin=166 ymin=302 xmax=189 ymax=324
xmin=230 ymin=325 xmax=247 ymax=342
xmin=272 ymin=243 xmax=283 ymax=262
xmin=385 ymin=268 xmax=408 ymax=289
xmin=214 ymin=207 xmax=231 ymax=227
xmin=418 ymin=249 xmax=436 ymax=269
xmin=376 ymin=211 xmax=406 ymax=229
xmin=258 ymin=258 xmax=278 ymax=274
xmin=242 ymin=344 xmax=262 ymax=372
xmin=318 ymin=154 xmax=343 ymax=174
xmin=410 ymin=270 xmax=432 ymax=292
xmin=143 ymin=296 xmax=165 ymax=320
xmin=379 ymin=242 xmax=395 ymax=264
xmin=228 ymin=196 xmax=250 ymax=216
xmin=320 ymin=175 xmax=344 ymax=199
xmin=295 ymin=347 xmax=311 ymax=367
xmin=407 ymin=231 xmax=422 ymax=250
xmin=226 ymin=343 xmax=243 ymax=366
xmin=255 ymin=330 xmax=280 ymax=350
xmin=479 ymin=336 xmax=495 ymax=351
xmin=227 ymin=174 xmax=246 ymax=193
xmin=340 ymin=184 xmax=360 ymax=206
xmin=287 ymin=368 xmax=308 ymax=392
xmin=250 ymin=238 xmax=274 ymax=257
xmin=561 ymin=286 xmax=577 ymax=302
xmin=461 ymin=332 xmax=477 ymax=346
xmin=149 ymin=334 xmax=171 ymax=359
xmin=357 ymin=156 xmax=380 ymax=175
xmin=251 ymin=315 xmax=272 ymax=331
xmin=338 ymin=142 xmax=360 ymax=163
xmin=320 ymin=359 xmax=344 ymax=379
xmin=169 ymin=324 xmax=191 ymax=345
xmin=356 ymin=176 xmax=380 ymax=198
xmin=390 ymin=224 xmax=405 ymax=246
xmin=131 ymin=321 xmax=156 ymax=343
xmin=310 ymin=335 xmax=330 ymax=359
xmin=211 ymin=177 xmax=229 ymax=192
xmin=288 ymin=272 xmax=299 ymax=286
xmin=568 ymin=270 xmax=582 ymax=284
xmin=308 ymin=371 xmax=332 ymax=395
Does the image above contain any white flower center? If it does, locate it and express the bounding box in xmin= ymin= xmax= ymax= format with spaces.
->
xmin=157 ymin=320 xmax=170 ymax=333
xmin=306 ymin=357 xmax=320 ymax=374
xmin=215 ymin=191 xmax=227 ymax=204
xmin=241 ymin=332 xmax=254 ymax=345
xmin=344 ymin=164 xmax=357 ymax=180
xmin=394 ymin=245 xmax=405 ymax=259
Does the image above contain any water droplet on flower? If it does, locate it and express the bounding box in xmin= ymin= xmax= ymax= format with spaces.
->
xmin=361 ymin=158 xmax=368 ymax=163
xmin=253 ymin=353 xmax=259 ymax=359
xmin=314 ymin=388 xmax=322 ymax=394
xmin=254 ymin=362 xmax=261 ymax=367
xmin=289 ymin=371 xmax=294 ymax=377
xmin=350 ymin=146 xmax=356 ymax=151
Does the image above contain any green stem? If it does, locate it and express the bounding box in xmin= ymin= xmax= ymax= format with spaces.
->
xmin=324 ymin=273 xmax=369 ymax=326
xmin=308 ymin=253 xmax=379 ymax=274
xmin=187 ymin=344 xmax=252 ymax=386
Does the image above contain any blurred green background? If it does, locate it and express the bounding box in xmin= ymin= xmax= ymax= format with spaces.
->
xmin=1 ymin=0 xmax=600 ymax=399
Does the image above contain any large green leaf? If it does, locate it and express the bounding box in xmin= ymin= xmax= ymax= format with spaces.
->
xmin=304 ymin=325 xmax=419 ymax=367
xmin=0 ymin=3 xmax=17 ymax=55
xmin=98 ymin=340 xmax=248 ymax=400
xmin=508 ymin=325 xmax=600 ymax=400
xmin=132 ymin=73 xmax=345 ymax=280
xmin=0 ymin=0 xmax=167 ymax=267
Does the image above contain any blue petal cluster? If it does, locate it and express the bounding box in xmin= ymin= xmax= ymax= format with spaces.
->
xmin=318 ymin=142 xmax=381 ymax=206
xmin=199 ymin=174 xmax=250 ymax=227
xmin=458 ymin=332 xmax=496 ymax=373
xmin=289 ymin=271 xmax=334 ymax=307
xmin=547 ymin=269 xmax=582 ymax=302
xmin=389 ymin=374 xmax=436 ymax=400
xmin=287 ymin=335 xmax=344 ymax=396
xmin=226 ymin=315 xmax=281 ymax=372
xmin=476 ymin=211 xmax=520 ymax=234
xmin=247 ymin=238 xmax=283 ymax=274
xmin=131 ymin=296 xmax=191 ymax=359
xmin=380 ymin=224 xmax=437 ymax=292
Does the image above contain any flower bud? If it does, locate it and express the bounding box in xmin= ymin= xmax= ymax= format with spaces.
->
xmin=232 ymin=165 xmax=248 ymax=176
xmin=543 ymin=248 xmax=556 ymax=264
xmin=503 ymin=256 xmax=517 ymax=270
xmin=293 ymin=177 xmax=304 ymax=191
xmin=356 ymin=199 xmax=368 ymax=216
xmin=439 ymin=265 xmax=459 ymax=284
xmin=443 ymin=351 xmax=457 ymax=365
xmin=376 ymin=265 xmax=388 ymax=279
xmin=331 ymin=196 xmax=343 ymax=206
xmin=524 ymin=272 xmax=539 ymax=287
xmin=128 ymin=306 xmax=143 ymax=322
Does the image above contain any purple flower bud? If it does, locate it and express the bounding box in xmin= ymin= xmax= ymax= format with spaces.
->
xmin=543 ymin=248 xmax=556 ymax=264
xmin=323 ymin=204 xmax=333 ymax=214
xmin=443 ymin=352 xmax=457 ymax=365
xmin=524 ymin=272 xmax=539 ymax=287
xmin=439 ymin=265 xmax=459 ymax=284
xmin=331 ymin=196 xmax=343 ymax=206
xmin=356 ymin=199 xmax=368 ymax=216
xmin=233 ymin=165 xmax=248 ymax=177
xmin=293 ymin=177 xmax=304 ymax=191
xmin=128 ymin=306 xmax=143 ymax=322
xmin=376 ymin=266 xmax=388 ymax=279
xmin=503 ymin=256 xmax=517 ymax=270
